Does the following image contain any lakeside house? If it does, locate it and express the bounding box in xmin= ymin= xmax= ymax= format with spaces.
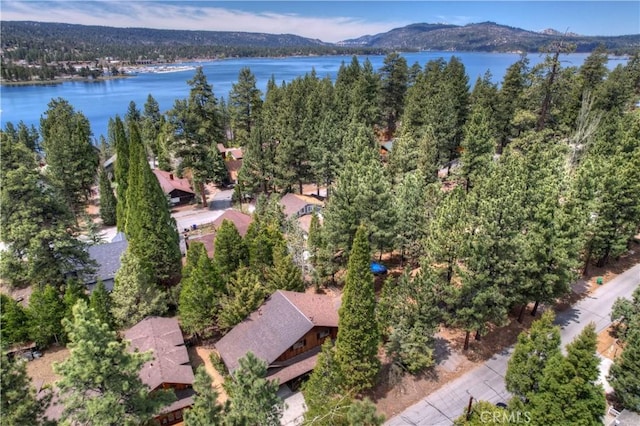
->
xmin=152 ymin=169 xmax=195 ymax=206
xmin=125 ymin=317 xmax=195 ymax=426
xmin=215 ymin=290 xmax=339 ymax=386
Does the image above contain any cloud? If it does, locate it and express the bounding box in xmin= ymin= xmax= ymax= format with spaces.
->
xmin=434 ymin=15 xmax=476 ymax=26
xmin=1 ymin=1 xmax=408 ymax=42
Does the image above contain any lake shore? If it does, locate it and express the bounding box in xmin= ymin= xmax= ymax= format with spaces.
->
xmin=0 ymin=74 xmax=133 ymax=87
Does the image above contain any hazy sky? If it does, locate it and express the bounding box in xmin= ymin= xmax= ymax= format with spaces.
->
xmin=1 ymin=1 xmax=638 ymax=43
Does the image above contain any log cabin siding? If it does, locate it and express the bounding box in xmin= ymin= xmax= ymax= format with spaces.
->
xmin=274 ymin=326 xmax=338 ymax=363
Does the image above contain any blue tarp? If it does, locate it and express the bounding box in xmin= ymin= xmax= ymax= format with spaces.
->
xmin=370 ymin=262 xmax=388 ymax=275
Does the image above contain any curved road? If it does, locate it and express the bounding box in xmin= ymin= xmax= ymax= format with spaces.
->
xmin=386 ymin=263 xmax=640 ymax=426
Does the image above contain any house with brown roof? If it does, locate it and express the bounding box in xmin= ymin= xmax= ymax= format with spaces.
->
xmin=188 ymin=210 xmax=253 ymax=257
xmin=152 ymin=169 xmax=195 ymax=206
xmin=125 ymin=317 xmax=195 ymax=426
xmin=216 ymin=144 xmax=244 ymax=184
xmin=279 ymin=193 xmax=324 ymax=219
xmin=215 ymin=290 xmax=340 ymax=386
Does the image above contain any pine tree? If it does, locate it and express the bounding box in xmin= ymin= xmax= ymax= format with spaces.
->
xmin=335 ymin=225 xmax=380 ymax=393
xmin=168 ymin=67 xmax=226 ymax=206
xmin=266 ymin=246 xmax=305 ymax=292
xmin=460 ymin=105 xmax=495 ymax=191
xmin=1 ymin=126 xmax=93 ymax=287
xmin=229 ymin=67 xmax=263 ymax=146
xmin=224 ymin=352 xmax=283 ymax=426
xmin=608 ymin=318 xmax=640 ymax=412
xmin=113 ymin=115 xmax=130 ymax=231
xmin=505 ymin=311 xmax=561 ymax=401
xmin=393 ymin=170 xmax=428 ymax=263
xmin=179 ymin=242 xmax=222 ymax=337
xmin=323 ymin=123 xmax=395 ymax=256
xmin=610 ymin=286 xmax=640 ymax=342
xmin=1 ymin=353 xmax=52 ymax=425
xmin=40 ymin=98 xmax=99 ymax=218
xmin=302 ymin=340 xmax=348 ymax=425
xmin=141 ymin=94 xmax=162 ymax=163
xmin=245 ymin=222 xmax=286 ymax=273
xmin=528 ymin=324 xmax=606 ymax=425
xmin=183 ymin=366 xmax=225 ymax=426
xmin=110 ymin=249 xmax=167 ymax=328
xmin=124 ymin=120 xmax=182 ymax=286
xmin=54 ymin=300 xmax=175 ymax=425
xmin=27 ymin=284 xmax=65 ymax=347
xmin=424 ymin=186 xmax=465 ymax=285
xmin=213 ymin=219 xmax=249 ymax=283
xmin=98 ymin=164 xmax=117 ymax=226
xmin=218 ymin=268 xmax=267 ymax=331
xmin=379 ymin=267 xmax=446 ymax=374
xmin=379 ymin=52 xmax=408 ymax=138
xmin=0 ymin=294 xmax=30 ymax=347
xmin=62 ymin=280 xmax=88 ymax=334
xmin=238 ymin=78 xmax=279 ymax=194
xmin=89 ymin=280 xmax=114 ymax=329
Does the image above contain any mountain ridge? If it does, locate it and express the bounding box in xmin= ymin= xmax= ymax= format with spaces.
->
xmin=338 ymin=21 xmax=640 ymax=53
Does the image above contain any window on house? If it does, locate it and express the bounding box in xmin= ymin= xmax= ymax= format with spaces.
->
xmin=293 ymin=339 xmax=306 ymax=350
xmin=317 ymin=329 xmax=331 ymax=339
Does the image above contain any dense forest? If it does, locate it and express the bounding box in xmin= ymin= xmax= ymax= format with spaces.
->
xmin=1 ymin=45 xmax=640 ymax=424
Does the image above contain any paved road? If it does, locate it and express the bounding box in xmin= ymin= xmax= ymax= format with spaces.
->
xmin=386 ymin=263 xmax=640 ymax=426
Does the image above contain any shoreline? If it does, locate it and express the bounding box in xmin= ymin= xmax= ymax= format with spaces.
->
xmin=0 ymin=74 xmax=133 ymax=87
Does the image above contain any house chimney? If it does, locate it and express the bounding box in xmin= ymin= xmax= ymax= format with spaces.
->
xmin=169 ymin=173 xmax=174 ymax=180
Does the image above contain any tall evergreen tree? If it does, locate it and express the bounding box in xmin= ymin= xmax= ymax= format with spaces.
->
xmin=1 ymin=353 xmax=52 ymax=426
xmin=224 ymin=352 xmax=283 ymax=426
xmin=266 ymin=246 xmax=305 ymax=292
xmin=505 ymin=311 xmax=561 ymax=401
xmin=323 ymin=123 xmax=395 ymax=256
xmin=0 ymin=294 xmax=30 ymax=347
xmin=217 ymin=268 xmax=267 ymax=331
xmin=110 ymin=249 xmax=167 ymax=328
xmin=460 ymin=105 xmax=495 ymax=191
xmin=393 ymin=170 xmax=428 ymax=263
xmin=124 ymin=121 xmax=182 ymax=286
xmin=608 ymin=317 xmax=640 ymax=412
xmin=168 ymin=67 xmax=227 ymax=206
xmin=179 ymin=242 xmax=223 ymax=338
xmin=335 ymin=225 xmax=380 ymax=393
xmin=98 ymin=164 xmax=117 ymax=226
xmin=40 ymin=98 xmax=99 ymax=218
xmin=213 ymin=219 xmax=249 ymax=283
xmin=379 ymin=268 xmax=443 ymax=374
xmin=89 ymin=280 xmax=114 ymax=330
xmin=528 ymin=324 xmax=605 ymax=425
xmin=112 ymin=115 xmax=130 ymax=231
xmin=379 ymin=52 xmax=408 ymax=139
xmin=54 ymin=300 xmax=175 ymax=425
xmin=610 ymin=286 xmax=640 ymax=342
xmin=27 ymin=284 xmax=65 ymax=347
xmin=141 ymin=94 xmax=162 ymax=163
xmin=184 ymin=366 xmax=225 ymax=426
xmin=1 ymin=126 xmax=93 ymax=287
xmin=229 ymin=67 xmax=263 ymax=146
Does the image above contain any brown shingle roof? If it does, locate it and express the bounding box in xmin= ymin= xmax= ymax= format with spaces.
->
xmin=189 ymin=210 xmax=253 ymax=258
xmin=215 ymin=290 xmax=338 ymax=374
xmin=152 ymin=169 xmax=194 ymax=195
xmin=124 ymin=317 xmax=195 ymax=391
xmin=279 ymin=193 xmax=324 ymax=218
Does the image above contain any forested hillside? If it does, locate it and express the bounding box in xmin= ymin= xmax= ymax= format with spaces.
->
xmin=339 ymin=21 xmax=640 ymax=54
xmin=1 ymin=46 xmax=639 ymax=424
xmin=0 ymin=20 xmax=382 ymax=64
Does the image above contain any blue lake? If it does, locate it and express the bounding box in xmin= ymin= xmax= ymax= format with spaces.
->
xmin=0 ymin=52 xmax=628 ymax=140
